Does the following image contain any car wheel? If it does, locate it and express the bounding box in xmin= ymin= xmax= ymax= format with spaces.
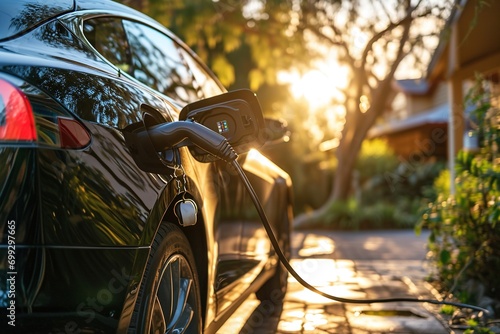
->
xmin=129 ymin=223 xmax=202 ymax=334
xmin=255 ymin=207 xmax=291 ymax=311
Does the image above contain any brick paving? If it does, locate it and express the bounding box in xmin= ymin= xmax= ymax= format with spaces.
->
xmin=217 ymin=230 xmax=450 ymax=334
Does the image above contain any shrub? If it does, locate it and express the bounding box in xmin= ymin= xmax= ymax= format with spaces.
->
xmin=419 ymin=76 xmax=500 ymax=301
xmin=295 ymin=138 xmax=446 ymax=230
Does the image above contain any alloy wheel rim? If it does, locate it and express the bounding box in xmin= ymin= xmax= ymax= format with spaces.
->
xmin=150 ymin=254 xmax=199 ymax=334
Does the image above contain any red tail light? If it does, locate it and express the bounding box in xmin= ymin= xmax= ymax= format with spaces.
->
xmin=0 ymin=79 xmax=37 ymax=141
xmin=0 ymin=78 xmax=91 ymax=148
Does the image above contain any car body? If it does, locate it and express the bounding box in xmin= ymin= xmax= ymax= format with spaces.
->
xmin=0 ymin=0 xmax=293 ymax=333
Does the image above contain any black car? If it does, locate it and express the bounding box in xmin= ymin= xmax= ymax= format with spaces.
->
xmin=0 ymin=0 xmax=293 ymax=333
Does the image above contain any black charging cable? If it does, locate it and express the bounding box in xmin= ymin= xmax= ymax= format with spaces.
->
xmin=144 ymin=120 xmax=489 ymax=314
xmin=230 ymin=159 xmax=489 ymax=314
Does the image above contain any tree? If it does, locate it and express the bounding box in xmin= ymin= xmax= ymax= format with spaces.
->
xmin=144 ymin=0 xmax=312 ymax=90
xmin=292 ymin=0 xmax=455 ymax=226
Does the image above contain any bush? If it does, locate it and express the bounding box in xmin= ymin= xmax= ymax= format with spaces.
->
xmin=356 ymin=139 xmax=445 ymax=229
xmin=307 ymin=198 xmax=400 ymax=230
xmin=297 ymin=139 xmax=445 ymax=230
xmin=419 ymin=76 xmax=500 ymax=302
xmin=355 ymin=138 xmax=399 ymax=185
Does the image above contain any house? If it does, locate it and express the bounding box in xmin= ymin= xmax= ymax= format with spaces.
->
xmin=369 ymin=0 xmax=500 ymax=191
xmin=367 ymin=79 xmax=449 ymax=161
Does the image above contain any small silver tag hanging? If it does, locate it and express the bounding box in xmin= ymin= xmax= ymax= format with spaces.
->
xmin=173 ymin=165 xmax=198 ymax=227
xmin=175 ymin=197 xmax=198 ymax=227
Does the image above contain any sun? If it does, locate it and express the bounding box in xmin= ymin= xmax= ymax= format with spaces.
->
xmin=279 ymin=60 xmax=349 ymax=110
xmin=290 ymin=70 xmax=334 ymax=108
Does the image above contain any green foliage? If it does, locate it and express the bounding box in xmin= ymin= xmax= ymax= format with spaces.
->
xmin=419 ymin=75 xmax=500 ymax=301
xmin=429 ymin=169 xmax=451 ymax=199
xmin=360 ymin=141 xmax=445 ymax=205
xmin=464 ymin=319 xmax=495 ymax=334
xmin=356 ymin=140 xmax=445 ymax=229
xmin=294 ymin=139 xmax=445 ymax=230
xmin=355 ymin=138 xmax=399 ymax=183
xmin=440 ymin=305 xmax=456 ymax=315
xmin=140 ymin=0 xmax=311 ymax=88
xmin=295 ymin=198 xmax=399 ymax=230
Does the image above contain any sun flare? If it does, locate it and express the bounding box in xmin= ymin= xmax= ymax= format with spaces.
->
xmin=278 ymin=59 xmax=349 ymax=146
xmin=279 ymin=60 xmax=349 ymax=110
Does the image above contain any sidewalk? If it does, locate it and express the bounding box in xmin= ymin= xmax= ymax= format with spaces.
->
xmin=217 ymin=229 xmax=450 ymax=334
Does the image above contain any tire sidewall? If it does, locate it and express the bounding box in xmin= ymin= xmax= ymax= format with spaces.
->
xmin=132 ymin=224 xmax=202 ymax=333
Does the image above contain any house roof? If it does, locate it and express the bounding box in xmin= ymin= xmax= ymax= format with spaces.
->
xmin=426 ymin=0 xmax=468 ymax=80
xmin=393 ymin=79 xmax=430 ymax=95
xmin=368 ymin=103 xmax=448 ymax=138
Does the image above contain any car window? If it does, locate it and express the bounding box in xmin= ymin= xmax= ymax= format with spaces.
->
xmin=83 ymin=18 xmax=131 ymax=73
xmin=82 ymin=17 xmax=221 ymax=105
xmin=179 ymin=48 xmax=225 ymax=98
xmin=122 ymin=20 xmax=201 ymax=105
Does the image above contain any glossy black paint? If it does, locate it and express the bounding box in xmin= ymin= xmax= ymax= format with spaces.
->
xmin=0 ymin=1 xmax=293 ymax=333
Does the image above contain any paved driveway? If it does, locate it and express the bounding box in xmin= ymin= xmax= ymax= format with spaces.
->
xmin=217 ymin=229 xmax=449 ymax=334
xmin=298 ymin=229 xmax=430 ymax=260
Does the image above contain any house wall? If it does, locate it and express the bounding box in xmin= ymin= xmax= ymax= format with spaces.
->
xmin=373 ymin=78 xmax=449 ymax=160
xmin=407 ymin=83 xmax=448 ymax=115
xmin=380 ymin=123 xmax=448 ymax=160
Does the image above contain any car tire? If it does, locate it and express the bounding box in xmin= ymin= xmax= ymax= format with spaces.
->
xmin=255 ymin=208 xmax=291 ymax=312
xmin=129 ymin=223 xmax=202 ymax=334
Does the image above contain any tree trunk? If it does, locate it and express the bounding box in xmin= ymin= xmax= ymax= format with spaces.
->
xmin=330 ymin=125 xmax=363 ymax=201
xmin=294 ymin=76 xmax=395 ymax=228
xmin=330 ymin=80 xmax=392 ymax=201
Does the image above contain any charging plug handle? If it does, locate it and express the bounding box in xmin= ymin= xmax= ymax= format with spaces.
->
xmin=145 ymin=121 xmax=237 ymax=162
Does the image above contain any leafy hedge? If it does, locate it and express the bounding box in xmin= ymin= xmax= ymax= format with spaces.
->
xmin=419 ymin=76 xmax=500 ymax=302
